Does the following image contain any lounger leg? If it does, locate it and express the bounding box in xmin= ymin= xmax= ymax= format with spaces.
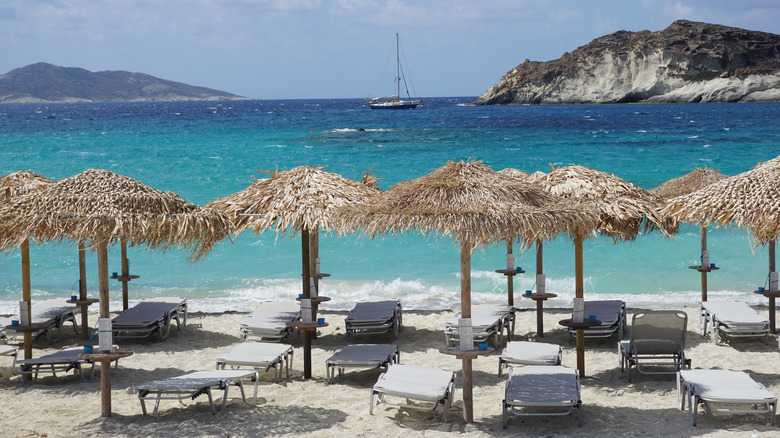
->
xmin=369 ymin=391 xmax=376 ymax=415
xmin=207 ymin=388 xmax=216 ymax=415
xmin=691 ymin=395 xmax=699 ymax=426
xmin=502 ymin=400 xmax=508 ymax=428
xmin=154 ymin=393 xmax=162 ymax=414
xmin=139 ymin=391 xmax=148 ymax=415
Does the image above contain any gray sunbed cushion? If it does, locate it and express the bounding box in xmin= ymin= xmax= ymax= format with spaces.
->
xmin=327 ymin=344 xmax=397 ymax=366
xmin=134 ymin=369 xmax=256 ymax=392
xmin=506 ymin=365 xmax=580 ymax=406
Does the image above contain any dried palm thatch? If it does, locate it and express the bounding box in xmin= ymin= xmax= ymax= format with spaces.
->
xmin=652 ymin=168 xmax=727 ymax=199
xmin=207 ymin=165 xmax=381 ymax=237
xmin=0 ymin=169 xmax=231 ymax=261
xmin=497 ymin=168 xmax=530 ymax=180
xmin=342 ymin=160 xmax=598 ymax=248
xmin=0 ymin=171 xmax=54 ymax=202
xmin=528 ymin=165 xmax=673 ymax=240
xmin=663 ymin=157 xmax=780 ymax=246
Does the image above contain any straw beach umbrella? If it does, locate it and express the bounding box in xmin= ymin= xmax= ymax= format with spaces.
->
xmin=528 ymin=165 xmax=673 ymax=376
xmin=653 ymin=168 xmax=727 ymax=302
xmin=341 ymin=160 xmax=597 ymax=423
xmin=0 ymin=168 xmax=232 ymax=416
xmin=663 ymin=157 xmax=780 ymax=331
xmin=0 ymin=171 xmax=54 ymax=366
xmin=207 ymin=165 xmax=381 ymax=379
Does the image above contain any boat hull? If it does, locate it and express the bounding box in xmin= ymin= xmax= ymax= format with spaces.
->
xmin=368 ymin=102 xmax=420 ymax=110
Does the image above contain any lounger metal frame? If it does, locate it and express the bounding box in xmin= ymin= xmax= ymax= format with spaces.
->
xmin=502 ymin=365 xmax=582 ymax=428
xmin=16 ymin=347 xmax=95 ymax=384
xmin=112 ymin=299 xmax=186 ymax=342
xmin=568 ymin=300 xmax=626 ymax=343
xmin=1 ymin=344 xmax=19 ymax=374
xmin=134 ymin=369 xmax=259 ymax=415
xmin=2 ymin=299 xmax=80 ymax=344
xmin=239 ymin=301 xmax=301 ymax=343
xmin=618 ymin=310 xmax=690 ymax=382
xmin=345 ymin=300 xmax=402 ymax=341
xmin=216 ymin=342 xmax=294 ymax=382
xmin=699 ymin=301 xmax=770 ymax=345
xmin=370 ymin=364 xmax=456 ymax=423
xmin=444 ymin=304 xmax=515 ymax=348
xmin=678 ymin=370 xmax=777 ymax=426
xmin=498 ymin=341 xmax=562 ymax=377
xmin=326 ymin=344 xmax=400 ymax=383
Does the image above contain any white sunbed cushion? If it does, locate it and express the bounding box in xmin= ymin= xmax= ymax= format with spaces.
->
xmin=506 ymin=366 xmax=579 ymax=406
xmin=217 ymin=342 xmax=291 ymax=365
xmin=702 ymin=301 xmax=768 ymax=325
xmin=502 ymin=341 xmax=561 ymax=365
xmin=373 ymin=364 xmax=453 ymax=402
xmin=681 ymin=370 xmax=776 ymax=402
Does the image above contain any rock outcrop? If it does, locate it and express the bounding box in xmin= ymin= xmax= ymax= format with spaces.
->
xmin=0 ymin=63 xmax=247 ymax=103
xmin=474 ymin=20 xmax=780 ymax=105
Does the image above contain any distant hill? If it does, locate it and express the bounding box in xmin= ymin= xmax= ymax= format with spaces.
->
xmin=474 ymin=20 xmax=780 ymax=104
xmin=0 ymin=63 xmax=248 ymax=103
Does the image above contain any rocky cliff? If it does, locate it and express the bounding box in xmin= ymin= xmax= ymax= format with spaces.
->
xmin=0 ymin=63 xmax=247 ymax=103
xmin=474 ymin=20 xmax=780 ymax=105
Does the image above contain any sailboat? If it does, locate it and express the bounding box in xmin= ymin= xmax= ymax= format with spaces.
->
xmin=365 ymin=33 xmax=422 ymax=110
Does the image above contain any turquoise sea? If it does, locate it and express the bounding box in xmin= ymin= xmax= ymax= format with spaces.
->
xmin=0 ymin=97 xmax=779 ymax=315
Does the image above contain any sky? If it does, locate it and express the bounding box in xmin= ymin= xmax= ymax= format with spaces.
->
xmin=2 ymin=1 xmax=780 ymax=99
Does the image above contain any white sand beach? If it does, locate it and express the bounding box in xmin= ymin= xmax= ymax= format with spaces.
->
xmin=1 ymin=305 xmax=779 ymax=438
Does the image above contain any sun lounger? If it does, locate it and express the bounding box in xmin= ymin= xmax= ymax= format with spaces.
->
xmin=326 ymin=344 xmax=400 ymax=383
xmin=1 ymin=344 xmax=19 ymax=375
xmin=112 ymin=297 xmax=186 ymax=341
xmin=239 ymin=301 xmax=301 ymax=342
xmin=444 ymin=304 xmax=515 ymax=347
xmin=568 ymin=300 xmax=626 ymax=343
xmin=1 ymin=298 xmax=80 ymax=343
xmin=503 ymin=365 xmax=582 ymax=428
xmin=700 ymin=301 xmax=769 ymax=345
xmin=16 ymin=346 xmax=95 ymax=383
xmin=370 ymin=364 xmax=456 ymax=423
xmin=678 ymin=369 xmax=777 ymax=426
xmin=498 ymin=341 xmax=562 ymax=377
xmin=216 ymin=342 xmax=294 ymax=382
xmin=618 ymin=310 xmax=689 ymax=382
xmin=133 ymin=369 xmax=259 ymax=415
xmin=345 ymin=300 xmax=402 ymax=341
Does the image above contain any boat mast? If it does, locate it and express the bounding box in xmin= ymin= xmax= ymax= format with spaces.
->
xmin=395 ymin=33 xmax=401 ymax=98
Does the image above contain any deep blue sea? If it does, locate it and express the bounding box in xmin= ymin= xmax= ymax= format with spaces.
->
xmin=1 ymin=97 xmax=779 ymax=314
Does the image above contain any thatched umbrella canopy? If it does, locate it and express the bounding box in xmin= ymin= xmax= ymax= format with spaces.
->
xmin=527 ymin=165 xmax=673 ymax=376
xmin=653 ymin=168 xmax=727 ymax=302
xmin=663 ymin=157 xmax=780 ymax=331
xmin=341 ymin=160 xmax=597 ymax=423
xmin=0 ymin=168 xmax=231 ymax=417
xmin=528 ymin=165 xmax=672 ymax=240
xmin=0 ymin=171 xmax=54 ymax=366
xmin=652 ymin=168 xmax=727 ymax=200
xmin=207 ymin=165 xmax=381 ymax=379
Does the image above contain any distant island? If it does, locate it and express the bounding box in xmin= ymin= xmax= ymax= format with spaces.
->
xmin=0 ymin=63 xmax=248 ymax=103
xmin=474 ymin=20 xmax=780 ymax=104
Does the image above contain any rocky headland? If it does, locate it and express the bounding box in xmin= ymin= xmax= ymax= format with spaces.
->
xmin=474 ymin=20 xmax=780 ymax=105
xmin=0 ymin=63 xmax=247 ymax=103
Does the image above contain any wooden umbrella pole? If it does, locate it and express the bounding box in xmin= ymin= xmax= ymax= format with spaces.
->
xmin=536 ymin=240 xmax=545 ymax=335
xmin=301 ymin=229 xmax=312 ymax=379
xmin=770 ymin=240 xmax=776 ymax=333
xmin=79 ymin=242 xmax=89 ymax=339
xmin=506 ymin=240 xmax=514 ymax=306
xmin=460 ymin=240 xmax=474 ymax=423
xmin=574 ymin=235 xmax=586 ymax=377
xmin=700 ymin=226 xmax=708 ymax=302
xmin=21 ymin=238 xmax=32 ymax=382
xmin=121 ymin=238 xmax=129 ymax=311
xmin=309 ymin=227 xmax=321 ymax=337
xmin=96 ymin=236 xmax=112 ymax=417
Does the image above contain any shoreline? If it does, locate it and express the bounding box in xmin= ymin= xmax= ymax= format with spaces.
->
xmin=1 ymin=307 xmax=779 ymax=437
